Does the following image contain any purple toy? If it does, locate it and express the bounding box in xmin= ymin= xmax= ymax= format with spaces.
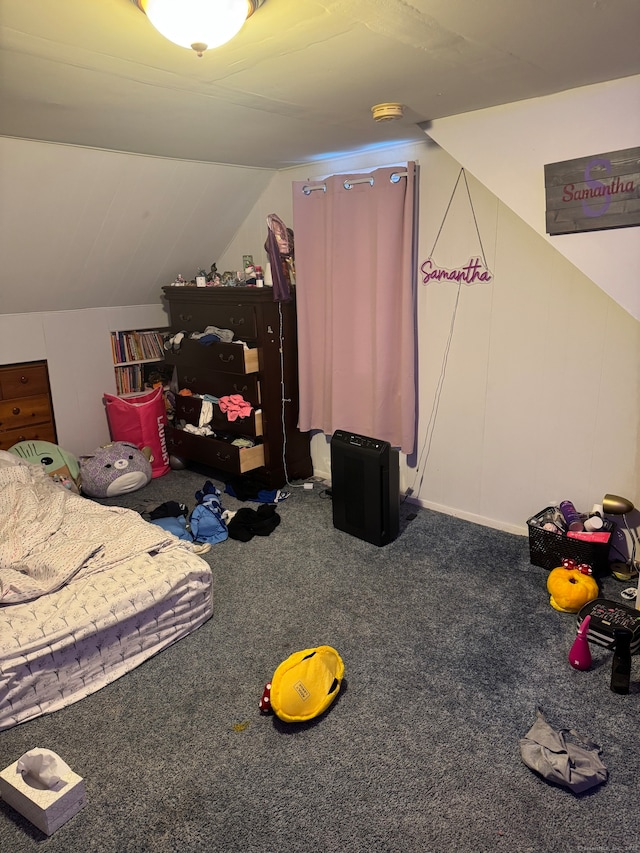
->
xmin=79 ymin=441 xmax=152 ymax=498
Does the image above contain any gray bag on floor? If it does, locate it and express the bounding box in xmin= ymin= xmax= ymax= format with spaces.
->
xmin=519 ymin=708 xmax=608 ymax=794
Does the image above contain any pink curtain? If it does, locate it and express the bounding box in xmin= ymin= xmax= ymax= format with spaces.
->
xmin=292 ymin=163 xmax=417 ymax=454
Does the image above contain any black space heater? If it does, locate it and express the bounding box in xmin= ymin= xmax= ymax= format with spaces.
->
xmin=330 ymin=430 xmax=400 ymax=546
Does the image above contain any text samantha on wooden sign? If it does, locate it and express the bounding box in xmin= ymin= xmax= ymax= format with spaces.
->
xmin=544 ymin=147 xmax=640 ymax=235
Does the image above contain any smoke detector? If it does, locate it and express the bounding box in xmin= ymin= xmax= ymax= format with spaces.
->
xmin=371 ymin=103 xmax=404 ymax=122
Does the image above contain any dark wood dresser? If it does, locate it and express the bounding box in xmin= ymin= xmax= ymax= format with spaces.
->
xmin=162 ymin=286 xmax=312 ymax=489
xmin=0 ymin=361 xmax=57 ymax=451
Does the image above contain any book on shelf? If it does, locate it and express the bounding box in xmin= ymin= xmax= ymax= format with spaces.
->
xmin=110 ymin=328 xmax=169 ymax=396
xmin=114 ymin=361 xmax=171 ymax=396
xmin=110 ymin=330 xmax=166 ymax=365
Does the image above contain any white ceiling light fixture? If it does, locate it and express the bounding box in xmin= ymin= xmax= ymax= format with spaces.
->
xmin=134 ymin=0 xmax=266 ymax=57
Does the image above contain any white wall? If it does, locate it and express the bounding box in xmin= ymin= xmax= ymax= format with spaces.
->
xmin=219 ymin=140 xmax=639 ymax=535
xmin=0 ymin=137 xmax=274 ymax=314
xmin=0 ymin=137 xmax=272 ymax=457
xmin=425 ymin=76 xmax=640 ymax=320
xmin=0 ymin=303 xmax=168 ymax=457
xmin=0 ymin=79 xmax=637 ymax=536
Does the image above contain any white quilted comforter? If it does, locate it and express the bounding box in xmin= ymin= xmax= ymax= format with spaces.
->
xmin=0 ymin=450 xmax=214 ymax=730
xmin=0 ymin=451 xmax=182 ymax=605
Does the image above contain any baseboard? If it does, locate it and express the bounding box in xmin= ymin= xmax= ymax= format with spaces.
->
xmin=403 ymin=495 xmax=528 ymax=537
xmin=313 ymin=467 xmax=528 ymax=537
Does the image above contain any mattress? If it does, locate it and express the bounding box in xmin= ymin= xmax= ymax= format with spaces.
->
xmin=0 ymin=546 xmax=213 ymax=731
xmin=0 ymin=449 xmax=213 ymax=732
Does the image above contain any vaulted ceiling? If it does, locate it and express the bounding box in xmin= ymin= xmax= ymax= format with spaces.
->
xmin=2 ymin=0 xmax=639 ymax=168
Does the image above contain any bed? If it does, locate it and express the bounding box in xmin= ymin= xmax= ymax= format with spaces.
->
xmin=0 ymin=450 xmax=213 ymax=731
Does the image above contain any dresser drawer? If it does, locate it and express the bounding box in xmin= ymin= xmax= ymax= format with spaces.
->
xmin=0 ymin=423 xmax=57 ymax=452
xmin=168 ymin=300 xmax=258 ymax=338
xmin=167 ymin=425 xmax=265 ymax=475
xmin=165 ymin=340 xmax=259 ymax=374
xmin=0 ymin=363 xmax=49 ymax=400
xmin=175 ymin=396 xmax=263 ymax=437
xmin=174 ymin=370 xmax=261 ymax=406
xmin=0 ymin=394 xmax=53 ymax=433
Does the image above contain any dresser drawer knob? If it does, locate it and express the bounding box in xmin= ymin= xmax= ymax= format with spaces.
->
xmin=12 ymin=407 xmax=20 ymax=415
xmin=178 ymin=313 xmax=193 ymax=322
xmin=20 ymin=376 xmax=28 ymax=384
xmin=229 ymin=317 xmax=245 ymax=326
xmin=218 ymin=353 xmax=235 ymax=364
xmin=216 ymin=451 xmax=231 ymax=463
xmin=184 ymin=375 xmax=196 ymax=385
xmin=232 ymin=384 xmax=248 ymax=395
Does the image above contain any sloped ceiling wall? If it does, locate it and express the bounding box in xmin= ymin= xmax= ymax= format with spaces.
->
xmin=2 ymin=76 xmax=638 ymax=319
xmin=0 ymin=137 xmax=275 ymax=315
xmin=425 ymin=76 xmax=640 ymax=320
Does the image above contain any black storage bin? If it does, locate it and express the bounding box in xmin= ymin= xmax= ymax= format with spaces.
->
xmin=527 ymin=507 xmax=615 ymax=577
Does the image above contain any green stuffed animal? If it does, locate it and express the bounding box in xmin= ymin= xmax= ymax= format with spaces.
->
xmin=9 ymin=440 xmax=81 ymax=493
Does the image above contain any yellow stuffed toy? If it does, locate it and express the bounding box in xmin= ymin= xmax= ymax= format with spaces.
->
xmin=546 ymin=561 xmax=599 ymax=613
xmin=260 ymin=646 xmax=344 ymax=723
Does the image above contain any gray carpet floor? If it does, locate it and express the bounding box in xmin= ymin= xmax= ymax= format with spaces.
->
xmin=1 ymin=468 xmax=638 ymax=853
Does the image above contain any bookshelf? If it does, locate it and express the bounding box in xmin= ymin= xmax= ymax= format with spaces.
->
xmin=110 ymin=328 xmax=169 ymax=396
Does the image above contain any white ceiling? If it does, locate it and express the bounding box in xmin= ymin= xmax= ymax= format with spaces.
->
xmin=2 ymin=0 xmax=640 ymax=169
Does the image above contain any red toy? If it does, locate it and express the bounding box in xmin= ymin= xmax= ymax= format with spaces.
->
xmin=259 ymin=682 xmax=272 ymax=714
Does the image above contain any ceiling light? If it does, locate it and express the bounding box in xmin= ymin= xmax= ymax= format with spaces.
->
xmin=134 ymin=0 xmax=266 ymax=57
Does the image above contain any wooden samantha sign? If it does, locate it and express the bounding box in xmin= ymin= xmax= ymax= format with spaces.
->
xmin=544 ymin=147 xmax=640 ymax=235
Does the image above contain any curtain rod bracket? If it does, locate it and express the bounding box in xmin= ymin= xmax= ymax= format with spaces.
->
xmin=344 ymin=176 xmax=374 ymax=190
xmin=301 ymin=171 xmax=409 ymax=194
xmin=302 ymin=184 xmax=327 ymax=195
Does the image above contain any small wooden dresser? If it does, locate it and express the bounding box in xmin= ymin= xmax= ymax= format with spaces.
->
xmin=0 ymin=361 xmax=57 ymax=451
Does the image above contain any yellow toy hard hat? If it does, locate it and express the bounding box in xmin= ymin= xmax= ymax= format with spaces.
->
xmin=269 ymin=646 xmax=344 ymax=723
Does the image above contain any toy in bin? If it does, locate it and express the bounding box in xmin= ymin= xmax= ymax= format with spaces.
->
xmin=527 ymin=504 xmax=615 ymax=577
xmin=260 ymin=646 xmax=344 ymax=723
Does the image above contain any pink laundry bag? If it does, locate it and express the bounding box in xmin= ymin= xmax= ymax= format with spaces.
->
xmin=103 ymin=387 xmax=170 ymax=478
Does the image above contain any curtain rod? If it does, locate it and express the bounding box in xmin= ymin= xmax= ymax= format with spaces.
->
xmin=302 ymin=171 xmax=408 ymax=195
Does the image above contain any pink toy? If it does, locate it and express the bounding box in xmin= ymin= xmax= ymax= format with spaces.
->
xmin=569 ymin=614 xmax=592 ymax=671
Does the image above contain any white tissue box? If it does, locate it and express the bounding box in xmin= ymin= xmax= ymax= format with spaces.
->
xmin=0 ymin=760 xmax=86 ymax=835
